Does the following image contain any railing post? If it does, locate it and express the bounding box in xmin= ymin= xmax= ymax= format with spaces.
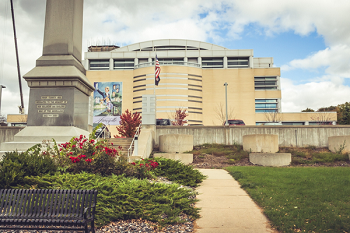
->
xmin=133 ymin=135 xmax=138 ymax=156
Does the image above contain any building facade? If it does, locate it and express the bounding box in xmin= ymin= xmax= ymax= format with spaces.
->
xmin=83 ymin=39 xmax=336 ymax=135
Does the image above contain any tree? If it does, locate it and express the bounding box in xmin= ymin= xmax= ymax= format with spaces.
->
xmin=337 ymin=102 xmax=350 ymax=125
xmin=171 ymin=108 xmax=188 ymax=126
xmin=317 ymin=106 xmax=337 ymax=112
xmin=265 ymin=111 xmax=282 ymax=122
xmin=115 ymin=109 xmax=141 ymax=138
xmin=0 ymin=115 xmax=6 ymax=123
xmin=213 ymin=102 xmax=235 ymax=125
xmin=301 ymin=108 xmax=315 ymax=112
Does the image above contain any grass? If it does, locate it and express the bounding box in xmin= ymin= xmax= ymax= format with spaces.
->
xmin=225 ymin=166 xmax=350 ymax=233
xmin=191 ymin=143 xmax=249 ymax=163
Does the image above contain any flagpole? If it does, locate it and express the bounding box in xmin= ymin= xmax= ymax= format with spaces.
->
xmin=153 ymin=53 xmax=156 ymax=96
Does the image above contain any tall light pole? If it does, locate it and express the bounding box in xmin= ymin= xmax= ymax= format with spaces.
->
xmin=224 ymin=82 xmax=228 ymax=126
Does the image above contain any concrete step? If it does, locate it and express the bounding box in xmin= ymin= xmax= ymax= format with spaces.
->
xmin=108 ymin=138 xmax=133 ymax=152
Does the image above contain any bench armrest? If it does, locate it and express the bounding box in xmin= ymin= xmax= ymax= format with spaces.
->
xmin=83 ymin=204 xmax=96 ymax=220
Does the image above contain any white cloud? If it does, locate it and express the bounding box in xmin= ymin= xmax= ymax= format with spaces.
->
xmin=281 ymin=77 xmax=350 ymax=112
xmin=281 ymin=45 xmax=350 ymax=78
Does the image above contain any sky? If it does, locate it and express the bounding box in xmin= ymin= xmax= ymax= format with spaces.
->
xmin=0 ymin=0 xmax=350 ymax=116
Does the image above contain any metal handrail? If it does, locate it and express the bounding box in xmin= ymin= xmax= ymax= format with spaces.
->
xmin=96 ymin=124 xmax=107 ymax=139
xmin=127 ymin=123 xmax=142 ymax=157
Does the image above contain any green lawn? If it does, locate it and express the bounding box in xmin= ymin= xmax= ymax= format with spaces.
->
xmin=225 ymin=166 xmax=350 ymax=233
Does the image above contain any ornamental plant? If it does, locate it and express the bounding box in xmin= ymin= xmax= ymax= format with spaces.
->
xmin=172 ymin=108 xmax=188 ymax=126
xmin=50 ymin=134 xmax=120 ymax=175
xmin=129 ymin=159 xmax=159 ymax=179
xmin=115 ymin=109 xmax=141 ymax=138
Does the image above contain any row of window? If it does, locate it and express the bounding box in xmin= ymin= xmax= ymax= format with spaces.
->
xmin=255 ymin=99 xmax=278 ymax=113
xmin=89 ymin=57 xmax=250 ymax=70
xmin=256 ymin=122 xmax=333 ymax=125
xmin=254 ymin=77 xmax=278 ymax=90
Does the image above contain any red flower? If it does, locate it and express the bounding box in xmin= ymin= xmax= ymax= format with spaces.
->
xmin=140 ymin=164 xmax=144 ymax=167
xmin=85 ymin=158 xmax=92 ymax=163
xmin=131 ymin=162 xmax=136 ymax=165
xmin=72 ymin=145 xmax=76 ymax=148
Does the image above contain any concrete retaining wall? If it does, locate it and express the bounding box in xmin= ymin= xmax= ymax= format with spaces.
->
xmin=156 ymin=125 xmax=350 ymax=147
xmin=0 ymin=127 xmax=24 ymax=144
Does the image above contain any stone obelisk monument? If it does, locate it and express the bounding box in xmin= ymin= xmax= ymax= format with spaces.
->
xmin=1 ymin=0 xmax=94 ymax=151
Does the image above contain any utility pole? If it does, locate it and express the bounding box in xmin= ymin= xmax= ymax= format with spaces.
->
xmin=10 ymin=0 xmax=25 ymax=114
xmin=224 ymin=82 xmax=228 ymax=126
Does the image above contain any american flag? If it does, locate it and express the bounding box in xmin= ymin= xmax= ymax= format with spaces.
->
xmin=155 ymin=55 xmax=161 ymax=86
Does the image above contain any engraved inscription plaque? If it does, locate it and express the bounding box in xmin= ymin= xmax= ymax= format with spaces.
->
xmin=36 ymin=96 xmax=67 ymax=118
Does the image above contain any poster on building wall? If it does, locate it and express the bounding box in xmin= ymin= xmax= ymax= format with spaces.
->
xmin=93 ymin=82 xmax=122 ymax=125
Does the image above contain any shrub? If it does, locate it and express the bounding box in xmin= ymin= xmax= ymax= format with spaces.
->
xmin=146 ymin=158 xmax=206 ymax=187
xmin=115 ymin=109 xmax=141 ymax=137
xmin=49 ymin=135 xmax=119 ymax=176
xmin=24 ymin=172 xmax=200 ymax=227
xmin=0 ymin=144 xmax=57 ymax=188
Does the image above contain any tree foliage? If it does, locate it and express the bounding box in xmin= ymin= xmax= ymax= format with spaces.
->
xmin=115 ymin=109 xmax=141 ymax=137
xmin=337 ymin=102 xmax=350 ymax=125
xmin=301 ymin=108 xmax=315 ymax=112
xmin=171 ymin=108 xmax=188 ymax=126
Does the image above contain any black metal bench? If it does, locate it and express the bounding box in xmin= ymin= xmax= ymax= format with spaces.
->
xmin=0 ymin=189 xmax=98 ymax=232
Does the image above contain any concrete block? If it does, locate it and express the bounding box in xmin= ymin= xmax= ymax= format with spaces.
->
xmin=249 ymin=153 xmax=291 ymax=167
xmin=159 ymin=134 xmax=193 ymax=153
xmin=328 ymin=136 xmax=350 ymax=154
xmin=153 ymin=153 xmax=193 ymax=165
xmin=243 ymin=134 xmax=278 ymax=153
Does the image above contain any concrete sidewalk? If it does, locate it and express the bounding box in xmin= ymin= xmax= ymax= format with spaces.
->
xmin=195 ymin=169 xmax=277 ymax=233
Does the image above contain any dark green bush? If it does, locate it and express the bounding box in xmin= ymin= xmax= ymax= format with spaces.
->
xmin=0 ymin=144 xmax=57 ymax=188
xmin=24 ymin=172 xmax=199 ymax=227
xmin=148 ymin=158 xmax=206 ymax=187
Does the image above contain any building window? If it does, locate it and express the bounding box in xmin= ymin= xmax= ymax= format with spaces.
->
xmin=89 ymin=59 xmax=109 ymax=70
xmin=255 ymin=99 xmax=278 ymax=112
xmin=227 ymin=57 xmax=249 ymax=68
xmin=114 ymin=59 xmax=134 ymax=70
xmin=282 ymin=122 xmax=305 ymax=125
xmin=202 ymin=57 xmax=223 ymax=68
xmin=254 ymin=77 xmax=278 ymax=90
xmin=152 ymin=58 xmax=184 ymax=66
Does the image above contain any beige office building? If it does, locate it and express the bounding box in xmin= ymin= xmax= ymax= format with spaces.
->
xmin=83 ymin=39 xmax=336 ymax=135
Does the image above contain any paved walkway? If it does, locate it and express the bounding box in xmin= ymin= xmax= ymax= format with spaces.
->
xmin=195 ymin=169 xmax=277 ymax=233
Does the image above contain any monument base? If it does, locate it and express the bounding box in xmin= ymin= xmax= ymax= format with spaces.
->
xmin=0 ymin=126 xmax=90 ymax=152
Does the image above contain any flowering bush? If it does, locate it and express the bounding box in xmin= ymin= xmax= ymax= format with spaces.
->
xmin=52 ymin=134 xmax=119 ymax=175
xmin=130 ymin=159 xmax=159 ymax=170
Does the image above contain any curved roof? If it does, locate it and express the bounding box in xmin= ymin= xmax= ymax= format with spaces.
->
xmin=112 ymin=39 xmax=228 ymax=52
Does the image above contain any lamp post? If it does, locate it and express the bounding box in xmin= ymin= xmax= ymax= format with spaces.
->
xmin=0 ymin=85 xmax=6 ymax=115
xmin=224 ymin=82 xmax=228 ymax=126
